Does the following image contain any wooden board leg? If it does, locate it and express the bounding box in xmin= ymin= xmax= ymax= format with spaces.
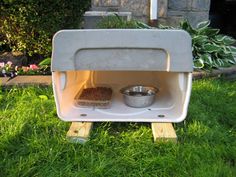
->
xmin=151 ymin=123 xmax=177 ymax=143
xmin=67 ymin=122 xmax=93 ymax=144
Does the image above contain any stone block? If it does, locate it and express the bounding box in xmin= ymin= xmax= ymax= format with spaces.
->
xmin=186 ymin=11 xmax=209 ymax=27
xmin=83 ymin=11 xmax=132 ymax=29
xmin=5 ymin=76 xmax=52 ymax=86
xmin=92 ymin=0 xmax=121 ymax=9
xmin=158 ymin=0 xmax=168 ymax=17
xmin=191 ymin=0 xmax=211 ymax=11
xmin=0 ymin=77 xmax=9 ymax=86
xmin=102 ymin=0 xmax=120 ymax=6
xmin=120 ymin=0 xmax=148 ymax=17
xmin=167 ymin=10 xmax=186 ymax=17
xmin=168 ymin=0 xmax=189 ymax=10
xmin=91 ymin=6 xmax=116 ymax=11
xmin=158 ymin=16 xmax=184 ymax=27
xmin=92 ymin=0 xmax=101 ymax=7
xmin=134 ymin=16 xmax=148 ymax=23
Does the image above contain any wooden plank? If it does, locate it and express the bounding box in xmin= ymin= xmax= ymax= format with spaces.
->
xmin=151 ymin=123 xmax=177 ymax=143
xmin=67 ymin=122 xmax=93 ymax=143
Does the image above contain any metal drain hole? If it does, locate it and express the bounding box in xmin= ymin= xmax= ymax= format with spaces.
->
xmin=80 ymin=114 xmax=87 ymax=117
xmin=158 ymin=114 xmax=165 ymax=118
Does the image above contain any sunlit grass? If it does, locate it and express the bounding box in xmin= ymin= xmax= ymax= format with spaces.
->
xmin=0 ymin=79 xmax=236 ymax=177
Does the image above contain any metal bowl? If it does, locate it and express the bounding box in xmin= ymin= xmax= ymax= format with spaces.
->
xmin=120 ymin=85 xmax=159 ymax=108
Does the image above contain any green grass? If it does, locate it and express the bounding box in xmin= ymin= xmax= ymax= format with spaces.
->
xmin=0 ymin=79 xmax=236 ymax=177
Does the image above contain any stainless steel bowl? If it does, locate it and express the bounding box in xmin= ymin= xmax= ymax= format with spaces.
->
xmin=120 ymin=85 xmax=159 ymax=108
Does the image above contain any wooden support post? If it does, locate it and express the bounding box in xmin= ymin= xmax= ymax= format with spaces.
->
xmin=151 ymin=123 xmax=177 ymax=143
xmin=67 ymin=122 xmax=93 ymax=143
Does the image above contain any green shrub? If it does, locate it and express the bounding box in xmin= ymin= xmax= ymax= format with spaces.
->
xmin=160 ymin=20 xmax=236 ymax=70
xmin=97 ymin=14 xmax=152 ymax=29
xmin=0 ymin=0 xmax=90 ymax=57
xmin=98 ymin=16 xmax=236 ymax=70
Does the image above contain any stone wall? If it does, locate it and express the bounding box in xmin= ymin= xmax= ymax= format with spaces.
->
xmin=90 ymin=0 xmax=211 ymax=27
xmin=91 ymin=0 xmax=149 ymax=22
xmin=165 ymin=0 xmax=211 ymax=27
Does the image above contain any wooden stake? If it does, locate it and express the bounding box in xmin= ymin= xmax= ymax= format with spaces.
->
xmin=151 ymin=123 xmax=177 ymax=143
xmin=67 ymin=122 xmax=93 ymax=143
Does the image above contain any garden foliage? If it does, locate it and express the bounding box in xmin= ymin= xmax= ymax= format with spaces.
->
xmin=97 ymin=14 xmax=152 ymax=29
xmin=98 ymin=15 xmax=236 ymax=70
xmin=159 ymin=21 xmax=236 ymax=69
xmin=0 ymin=0 xmax=90 ymax=57
xmin=0 ymin=60 xmax=51 ymax=77
xmin=179 ymin=21 xmax=236 ymax=70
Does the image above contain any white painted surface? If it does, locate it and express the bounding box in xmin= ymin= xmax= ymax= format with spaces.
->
xmin=52 ymin=71 xmax=192 ymax=122
xmin=51 ymin=30 xmax=193 ymax=123
xmin=150 ymin=0 xmax=158 ymax=20
xmin=52 ymin=29 xmax=193 ymax=72
xmin=59 ymin=72 xmax=67 ymax=90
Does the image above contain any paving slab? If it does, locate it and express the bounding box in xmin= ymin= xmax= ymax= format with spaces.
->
xmin=5 ymin=76 xmax=52 ymax=86
xmin=0 ymin=77 xmax=9 ymax=86
xmin=193 ymin=65 xmax=236 ymax=80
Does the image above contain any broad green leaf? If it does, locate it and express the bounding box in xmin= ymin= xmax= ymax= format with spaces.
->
xmin=136 ymin=21 xmax=152 ymax=29
xmin=192 ymin=35 xmax=208 ymax=44
xmin=216 ymin=58 xmax=224 ymax=67
xmin=228 ymin=46 xmax=236 ymax=54
xmin=201 ymin=54 xmax=213 ymax=65
xmin=202 ymin=28 xmax=220 ymax=36
xmin=212 ymin=60 xmax=220 ymax=68
xmin=221 ymin=53 xmax=236 ymax=65
xmin=222 ymin=46 xmax=232 ymax=54
xmin=219 ymin=51 xmax=234 ymax=59
xmin=180 ymin=20 xmax=189 ymax=30
xmin=222 ymin=36 xmax=236 ymax=45
xmin=39 ymin=95 xmax=48 ymax=100
xmin=212 ymin=58 xmax=231 ymax=68
xmin=196 ymin=21 xmax=210 ymax=30
xmin=203 ymin=43 xmax=221 ymax=53
xmin=231 ymin=56 xmax=236 ymax=64
xmin=114 ymin=13 xmax=123 ymax=22
xmin=180 ymin=20 xmax=197 ymax=35
xmin=158 ymin=24 xmax=171 ymax=29
xmin=194 ymin=58 xmax=204 ymax=69
xmin=228 ymin=59 xmax=236 ymax=64
xmin=214 ymin=34 xmax=226 ymax=42
xmin=39 ymin=58 xmax=51 ymax=66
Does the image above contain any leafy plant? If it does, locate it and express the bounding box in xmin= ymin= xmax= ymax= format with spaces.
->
xmin=0 ymin=60 xmax=51 ymax=77
xmin=179 ymin=20 xmax=236 ymax=70
xmin=97 ymin=14 xmax=152 ymax=29
xmin=0 ymin=61 xmax=16 ymax=77
xmin=98 ymin=16 xmax=236 ymax=70
xmin=0 ymin=0 xmax=90 ymax=57
xmin=38 ymin=57 xmax=51 ymax=74
xmin=38 ymin=58 xmax=51 ymax=67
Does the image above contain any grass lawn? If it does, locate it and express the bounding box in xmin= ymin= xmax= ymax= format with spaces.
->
xmin=0 ymin=78 xmax=236 ymax=177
